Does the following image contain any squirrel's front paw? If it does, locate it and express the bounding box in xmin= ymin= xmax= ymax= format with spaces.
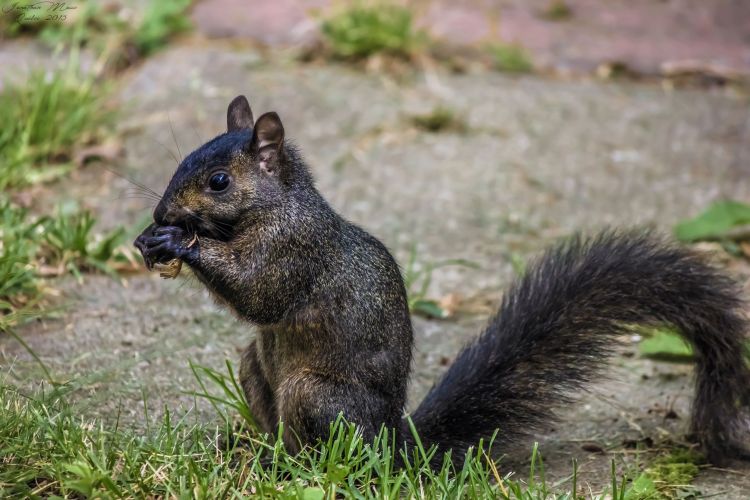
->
xmin=134 ymin=225 xmax=196 ymax=269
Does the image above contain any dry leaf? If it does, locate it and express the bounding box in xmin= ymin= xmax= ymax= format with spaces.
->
xmin=157 ymin=259 xmax=182 ymax=279
xmin=741 ymin=242 xmax=750 ymax=260
xmin=438 ymin=293 xmax=462 ymax=317
xmin=156 ymin=235 xmax=197 ymax=279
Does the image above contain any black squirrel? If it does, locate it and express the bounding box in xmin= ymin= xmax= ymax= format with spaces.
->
xmin=134 ymin=95 xmax=750 ymax=465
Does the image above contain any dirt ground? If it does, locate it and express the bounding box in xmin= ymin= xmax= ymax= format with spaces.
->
xmin=2 ymin=1 xmax=750 ymax=495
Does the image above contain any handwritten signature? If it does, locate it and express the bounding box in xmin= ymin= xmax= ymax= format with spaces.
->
xmin=2 ymin=1 xmax=78 ymax=24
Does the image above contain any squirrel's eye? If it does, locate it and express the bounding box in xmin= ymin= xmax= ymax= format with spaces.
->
xmin=208 ymin=172 xmax=230 ymax=192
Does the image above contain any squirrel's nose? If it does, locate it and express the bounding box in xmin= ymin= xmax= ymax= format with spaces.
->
xmin=154 ymin=203 xmax=188 ymax=226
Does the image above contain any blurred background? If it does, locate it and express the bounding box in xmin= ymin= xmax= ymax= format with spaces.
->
xmin=1 ymin=0 xmax=749 ymax=495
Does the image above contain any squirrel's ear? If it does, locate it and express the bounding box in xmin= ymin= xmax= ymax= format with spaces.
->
xmin=251 ymin=112 xmax=285 ymax=174
xmin=227 ymin=95 xmax=254 ymax=132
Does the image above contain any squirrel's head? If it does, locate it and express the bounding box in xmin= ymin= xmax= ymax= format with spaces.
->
xmin=153 ymin=95 xmax=306 ymax=237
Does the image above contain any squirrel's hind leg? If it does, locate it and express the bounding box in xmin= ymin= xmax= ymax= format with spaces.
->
xmin=239 ymin=341 xmax=278 ymax=434
xmin=277 ymin=372 xmax=388 ymax=454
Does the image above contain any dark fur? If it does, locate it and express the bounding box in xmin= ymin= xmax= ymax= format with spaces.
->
xmin=409 ymin=232 xmax=750 ymax=464
xmin=135 ymin=96 xmax=750 ymax=465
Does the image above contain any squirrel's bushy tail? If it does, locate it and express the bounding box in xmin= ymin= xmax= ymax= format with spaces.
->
xmin=406 ymin=231 xmax=750 ymax=465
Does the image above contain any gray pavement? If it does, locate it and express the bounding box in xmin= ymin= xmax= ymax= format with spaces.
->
xmin=1 ymin=40 xmax=749 ymax=495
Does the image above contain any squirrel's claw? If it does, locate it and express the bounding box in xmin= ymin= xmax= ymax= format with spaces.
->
xmin=134 ymin=224 xmax=158 ymax=270
xmin=134 ymin=224 xmax=195 ymax=269
xmin=135 ymin=226 xmax=197 ymax=269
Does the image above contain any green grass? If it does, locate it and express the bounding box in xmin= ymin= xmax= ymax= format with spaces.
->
xmin=410 ymin=106 xmax=468 ymax=133
xmin=0 ymin=63 xmax=112 ymax=190
xmin=133 ymin=0 xmax=193 ymax=57
xmin=625 ymin=448 xmax=702 ymax=499
xmin=0 ymin=202 xmax=43 ymax=332
xmin=636 ymin=325 xmax=750 ymax=363
xmin=37 ymin=204 xmax=130 ymax=280
xmin=488 ymin=43 xmax=534 ymax=74
xmin=0 ymin=200 xmax=133 ymax=333
xmin=0 ymin=45 xmax=131 ymax=332
xmin=541 ymin=1 xmax=573 ymax=21
xmin=637 ymin=327 xmax=694 ymax=362
xmin=674 ymin=199 xmax=750 ymax=243
xmin=321 ymin=1 xmax=422 ymax=59
xmin=0 ymin=359 xmax=650 ymax=498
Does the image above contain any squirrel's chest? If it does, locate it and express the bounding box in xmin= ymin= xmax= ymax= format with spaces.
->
xmin=190 ymin=268 xmax=241 ymax=315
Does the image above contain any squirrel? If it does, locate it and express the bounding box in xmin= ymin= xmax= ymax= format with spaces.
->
xmin=134 ymin=95 xmax=750 ymax=466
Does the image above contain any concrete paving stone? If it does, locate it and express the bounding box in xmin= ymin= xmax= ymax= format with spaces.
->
xmin=191 ymin=0 xmax=750 ymax=76
xmin=3 ymin=41 xmax=750 ymax=494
